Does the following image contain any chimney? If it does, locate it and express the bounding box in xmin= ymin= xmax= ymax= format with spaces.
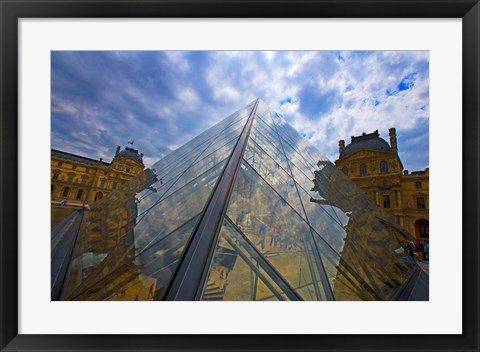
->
xmin=115 ymin=145 xmax=121 ymax=156
xmin=389 ymin=128 xmax=397 ymax=152
xmin=338 ymin=140 xmax=345 ymax=155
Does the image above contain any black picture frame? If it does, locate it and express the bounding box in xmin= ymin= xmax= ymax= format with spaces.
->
xmin=1 ymin=1 xmax=478 ymax=351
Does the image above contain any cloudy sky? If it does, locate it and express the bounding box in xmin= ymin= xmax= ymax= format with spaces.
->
xmin=51 ymin=51 xmax=429 ymax=170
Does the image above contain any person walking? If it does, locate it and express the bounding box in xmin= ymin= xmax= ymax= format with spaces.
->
xmin=256 ymin=224 xmax=267 ymax=251
xmin=406 ymin=241 xmax=415 ymax=259
xmin=423 ymin=241 xmax=429 ymax=261
xmin=269 ymin=226 xmax=278 ymax=247
xmin=271 ymin=226 xmax=282 ymax=247
xmin=417 ymin=241 xmax=425 ymax=261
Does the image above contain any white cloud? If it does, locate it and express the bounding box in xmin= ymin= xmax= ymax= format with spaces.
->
xmin=52 ymin=51 xmax=429 ymax=170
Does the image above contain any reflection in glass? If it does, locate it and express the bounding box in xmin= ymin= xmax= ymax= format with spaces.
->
xmin=226 ymin=161 xmax=330 ymax=300
xmin=59 ymin=99 xmax=416 ymax=301
xmin=62 ymin=157 xmax=226 ymax=300
xmin=201 ymin=219 xmax=288 ymax=301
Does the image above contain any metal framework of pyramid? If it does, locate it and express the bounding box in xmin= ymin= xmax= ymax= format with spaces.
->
xmin=58 ymin=99 xmax=416 ymax=301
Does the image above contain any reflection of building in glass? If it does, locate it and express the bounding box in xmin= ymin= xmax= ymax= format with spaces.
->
xmin=51 ymin=146 xmax=145 ymax=206
xmin=57 ymin=100 xmax=421 ymax=301
xmin=57 ymin=168 xmax=158 ymax=300
xmin=335 ymin=130 xmax=429 ymax=239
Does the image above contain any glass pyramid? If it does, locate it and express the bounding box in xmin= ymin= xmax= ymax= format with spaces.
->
xmin=59 ymin=99 xmax=416 ymax=301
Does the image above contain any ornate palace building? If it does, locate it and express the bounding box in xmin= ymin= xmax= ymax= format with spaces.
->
xmin=334 ymin=128 xmax=429 ymax=240
xmin=51 ymin=145 xmax=145 ymax=206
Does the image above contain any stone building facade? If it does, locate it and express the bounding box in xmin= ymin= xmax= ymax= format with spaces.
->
xmin=51 ymin=146 xmax=145 ymax=206
xmin=334 ymin=128 xmax=429 ymax=239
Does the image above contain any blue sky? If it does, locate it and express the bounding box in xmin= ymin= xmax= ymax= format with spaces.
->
xmin=51 ymin=51 xmax=429 ymax=171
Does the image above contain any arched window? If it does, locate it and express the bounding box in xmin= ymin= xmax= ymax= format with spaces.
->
xmin=52 ymin=173 xmax=59 ymax=180
xmin=380 ymin=160 xmax=388 ymax=174
xmin=360 ymin=164 xmax=367 ymax=176
xmin=342 ymin=166 xmax=348 ymax=176
xmin=94 ymin=192 xmax=103 ymax=202
xmin=51 ymin=185 xmax=55 ymax=194
xmin=415 ymin=219 xmax=429 ymax=238
xmin=62 ymin=187 xmax=70 ymax=197
xmin=76 ymin=189 xmax=83 ymax=199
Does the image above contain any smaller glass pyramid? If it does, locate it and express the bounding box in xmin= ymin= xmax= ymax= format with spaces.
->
xmin=58 ymin=99 xmax=416 ymax=301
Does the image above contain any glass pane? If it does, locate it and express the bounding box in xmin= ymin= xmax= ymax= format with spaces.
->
xmin=299 ymin=186 xmax=349 ymax=254
xmin=161 ymin=142 xmax=233 ymax=199
xmin=310 ymin=163 xmax=413 ymax=300
xmin=136 ymin=116 xmax=248 ymax=216
xmin=243 ymin=137 xmax=305 ymax=219
xmin=201 ymin=219 xmax=288 ymax=301
xmin=152 ymin=108 xmax=249 ymax=179
xmin=226 ymin=161 xmax=331 ymax=300
xmin=132 ymin=159 xmax=226 ymax=252
xmin=62 ymin=159 xmax=225 ymax=299
xmin=60 ymin=169 xmax=159 ymax=299
xmin=268 ymin=114 xmax=323 ymax=167
xmin=278 ymin=134 xmax=318 ymax=181
xmin=64 ymin=216 xmax=198 ymax=301
xmin=308 ymin=230 xmax=379 ymax=301
xmin=249 ymin=118 xmax=290 ymax=172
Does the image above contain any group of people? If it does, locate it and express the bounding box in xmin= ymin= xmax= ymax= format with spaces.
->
xmin=255 ymin=223 xmax=302 ymax=253
xmin=256 ymin=224 xmax=284 ymax=251
xmin=406 ymin=239 xmax=429 ymax=261
xmin=415 ymin=239 xmax=429 ymax=261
